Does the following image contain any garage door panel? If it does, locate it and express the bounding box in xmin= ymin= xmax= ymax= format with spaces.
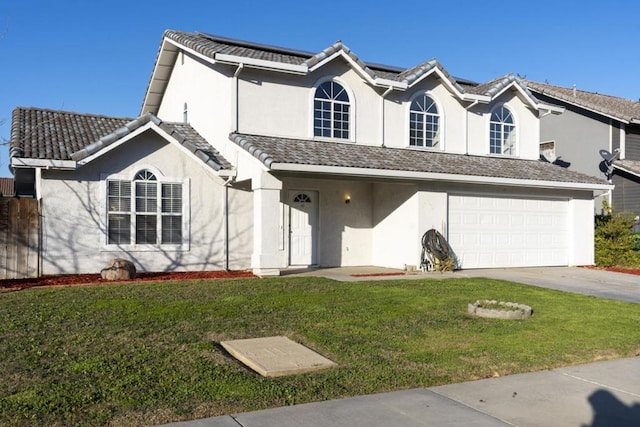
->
xmin=449 ymin=195 xmax=569 ymax=269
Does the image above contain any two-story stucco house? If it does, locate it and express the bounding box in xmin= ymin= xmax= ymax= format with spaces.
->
xmin=525 ymin=80 xmax=640 ymax=223
xmin=9 ymin=31 xmax=610 ymax=276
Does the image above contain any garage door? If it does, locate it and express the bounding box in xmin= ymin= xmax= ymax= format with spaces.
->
xmin=448 ymin=194 xmax=569 ymax=269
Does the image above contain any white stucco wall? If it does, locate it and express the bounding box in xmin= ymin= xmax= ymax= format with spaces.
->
xmin=149 ymin=47 xmax=596 ymax=273
xmin=38 ymin=131 xmax=253 ymax=274
xmin=156 ymin=52 xmax=243 ymax=167
xmin=569 ymin=196 xmax=596 ymax=265
xmin=156 ymin=50 xmax=544 ymax=167
xmin=384 ymin=75 xmax=468 ymax=153
xmin=282 ymin=177 xmax=373 ymax=267
xmin=237 ymin=60 xmax=384 ymax=144
xmin=467 ymin=91 xmax=540 ymax=160
xmin=371 ymin=183 xmax=419 ymax=269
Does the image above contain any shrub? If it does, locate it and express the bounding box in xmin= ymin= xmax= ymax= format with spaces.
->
xmin=594 ymin=201 xmax=639 ymax=267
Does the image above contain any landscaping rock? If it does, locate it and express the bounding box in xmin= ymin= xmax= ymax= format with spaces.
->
xmin=101 ymin=258 xmax=136 ymax=281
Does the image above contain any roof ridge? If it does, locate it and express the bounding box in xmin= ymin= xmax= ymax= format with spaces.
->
xmin=196 ymin=31 xmax=315 ymax=59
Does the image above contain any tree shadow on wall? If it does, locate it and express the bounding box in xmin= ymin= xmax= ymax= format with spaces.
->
xmin=582 ymin=389 xmax=640 ymax=427
xmin=38 ymin=180 xmax=251 ymax=274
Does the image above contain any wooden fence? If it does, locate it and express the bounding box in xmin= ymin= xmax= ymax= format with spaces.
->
xmin=0 ymin=198 xmax=40 ymax=279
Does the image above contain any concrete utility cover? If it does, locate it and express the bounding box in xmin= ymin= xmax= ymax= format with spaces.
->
xmin=220 ymin=336 xmax=337 ymax=377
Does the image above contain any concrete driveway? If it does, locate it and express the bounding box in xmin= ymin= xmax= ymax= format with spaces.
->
xmin=457 ymin=267 xmax=640 ymax=304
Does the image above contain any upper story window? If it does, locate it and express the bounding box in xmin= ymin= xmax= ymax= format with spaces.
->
xmin=489 ymin=105 xmax=516 ymax=155
xmin=107 ymin=169 xmax=186 ymax=249
xmin=314 ymin=80 xmax=350 ymax=139
xmin=409 ymin=94 xmax=440 ymax=148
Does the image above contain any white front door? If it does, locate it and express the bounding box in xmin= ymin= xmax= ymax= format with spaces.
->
xmin=289 ymin=190 xmax=318 ymax=266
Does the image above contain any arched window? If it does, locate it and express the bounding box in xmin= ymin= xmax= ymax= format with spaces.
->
xmin=107 ymin=169 xmax=184 ymax=246
xmin=409 ymin=94 xmax=440 ymax=148
xmin=314 ymin=80 xmax=350 ymax=139
xmin=489 ymin=105 xmax=516 ymax=155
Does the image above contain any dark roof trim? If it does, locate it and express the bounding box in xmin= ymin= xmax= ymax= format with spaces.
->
xmin=613 ymin=160 xmax=640 ymax=179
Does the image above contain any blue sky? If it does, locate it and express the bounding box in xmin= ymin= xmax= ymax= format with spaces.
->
xmin=1 ymin=0 xmax=639 ymax=177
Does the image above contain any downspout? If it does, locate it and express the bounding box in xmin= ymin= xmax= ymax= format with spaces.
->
xmin=35 ymin=167 xmax=43 ymax=200
xmin=232 ymin=63 xmax=244 ymax=133
xmin=380 ymin=86 xmax=394 ymax=147
xmin=464 ymin=100 xmax=480 ymax=154
xmin=223 ymin=175 xmax=235 ymax=271
xmin=35 ymin=167 xmax=43 ymax=277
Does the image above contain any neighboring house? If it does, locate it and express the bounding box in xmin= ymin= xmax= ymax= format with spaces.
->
xmin=525 ymin=80 xmax=640 ymax=221
xmin=9 ymin=31 xmax=610 ymax=276
xmin=0 ymin=178 xmax=14 ymax=197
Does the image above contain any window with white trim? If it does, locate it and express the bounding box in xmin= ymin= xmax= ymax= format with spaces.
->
xmin=107 ymin=169 xmax=184 ymax=247
xmin=409 ymin=94 xmax=440 ymax=148
xmin=314 ymin=80 xmax=350 ymax=139
xmin=489 ymin=105 xmax=516 ymax=155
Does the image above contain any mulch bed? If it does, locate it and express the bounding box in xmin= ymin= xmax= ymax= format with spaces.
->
xmin=583 ymin=266 xmax=640 ymax=276
xmin=2 ymin=266 xmax=639 ymax=291
xmin=0 ymin=270 xmax=256 ymax=291
xmin=351 ymin=272 xmax=407 ymax=277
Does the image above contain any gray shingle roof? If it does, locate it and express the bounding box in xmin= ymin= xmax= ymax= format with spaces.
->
xmin=166 ymin=31 xmax=310 ymax=66
xmin=614 ymin=160 xmax=640 ymax=178
xmin=162 ymin=31 xmax=487 ymax=90
xmin=10 ymin=107 xmax=232 ymax=171
xmin=10 ymin=107 xmax=132 ymax=160
xmin=229 ymin=133 xmax=608 ymax=186
xmin=525 ymin=80 xmax=640 ymax=122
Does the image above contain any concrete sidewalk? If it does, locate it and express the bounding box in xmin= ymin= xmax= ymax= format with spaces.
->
xmin=162 ymin=357 xmax=640 ymax=426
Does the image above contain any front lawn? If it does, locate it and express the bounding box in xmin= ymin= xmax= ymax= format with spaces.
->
xmin=1 ymin=277 xmax=639 ymax=426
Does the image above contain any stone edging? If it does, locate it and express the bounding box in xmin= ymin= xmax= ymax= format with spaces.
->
xmin=468 ymin=300 xmax=533 ymax=320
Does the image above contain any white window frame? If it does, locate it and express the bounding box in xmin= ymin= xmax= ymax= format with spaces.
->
xmin=407 ymin=92 xmax=443 ymax=150
xmin=488 ymin=104 xmax=518 ymax=156
xmin=311 ymin=77 xmax=355 ymax=141
xmin=101 ymin=167 xmax=190 ymax=252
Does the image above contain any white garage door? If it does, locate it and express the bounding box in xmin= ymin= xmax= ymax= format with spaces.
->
xmin=448 ymin=194 xmax=569 ymax=269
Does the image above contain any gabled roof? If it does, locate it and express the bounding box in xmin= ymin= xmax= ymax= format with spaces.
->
xmin=143 ymin=30 xmax=547 ymax=115
xmin=229 ymin=133 xmax=609 ymax=191
xmin=10 ymin=107 xmax=232 ymax=173
xmin=525 ymin=80 xmax=640 ymax=123
xmin=0 ymin=178 xmax=14 ymax=196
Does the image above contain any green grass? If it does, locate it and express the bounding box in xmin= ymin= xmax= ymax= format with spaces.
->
xmin=1 ymin=276 xmax=639 ymax=426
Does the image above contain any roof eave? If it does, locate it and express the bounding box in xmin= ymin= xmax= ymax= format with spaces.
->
xmin=406 ymin=66 xmax=469 ymax=100
xmin=613 ymin=163 xmax=640 ymax=179
xmin=214 ymin=53 xmax=308 ymax=74
xmin=73 ymin=120 xmax=232 ymax=177
xmin=527 ymin=87 xmax=632 ymax=124
xmin=11 ymin=158 xmax=77 ymax=170
xmin=141 ymin=38 xmax=181 ymax=115
xmin=269 ymin=163 xmax=612 ymax=191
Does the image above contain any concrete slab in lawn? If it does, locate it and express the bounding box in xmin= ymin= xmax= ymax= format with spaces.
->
xmin=220 ymin=336 xmax=337 ymax=377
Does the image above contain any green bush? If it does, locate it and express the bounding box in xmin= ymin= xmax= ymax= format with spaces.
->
xmin=594 ymin=202 xmax=640 ymax=267
xmin=632 ymin=233 xmax=640 ymax=252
